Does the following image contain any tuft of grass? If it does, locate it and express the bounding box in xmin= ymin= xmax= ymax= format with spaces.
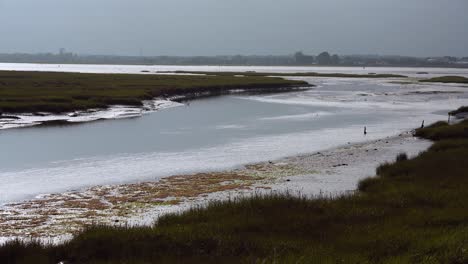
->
xmin=0 ymin=71 xmax=308 ymax=113
xmin=420 ymin=76 xmax=468 ymax=84
xmin=1 ymin=116 xmax=468 ymax=263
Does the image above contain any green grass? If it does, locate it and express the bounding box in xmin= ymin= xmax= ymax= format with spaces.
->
xmin=414 ymin=120 xmax=468 ymax=140
xmin=170 ymin=71 xmax=408 ymax=78
xmin=0 ymin=71 xmax=307 ymax=113
xmin=2 ymin=120 xmax=468 ymax=263
xmin=420 ymin=76 xmax=468 ymax=84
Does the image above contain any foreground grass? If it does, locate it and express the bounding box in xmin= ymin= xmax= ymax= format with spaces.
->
xmin=170 ymin=71 xmax=408 ymax=79
xmin=420 ymin=76 xmax=468 ymax=84
xmin=2 ymin=120 xmax=468 ymax=263
xmin=0 ymin=71 xmax=307 ymax=113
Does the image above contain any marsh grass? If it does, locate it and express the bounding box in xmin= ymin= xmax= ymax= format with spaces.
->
xmin=415 ymin=119 xmax=468 ymax=140
xmin=420 ymin=76 xmax=468 ymax=84
xmin=172 ymin=71 xmax=408 ymax=79
xmin=0 ymin=71 xmax=307 ymax=113
xmin=1 ymin=120 xmax=468 ymax=263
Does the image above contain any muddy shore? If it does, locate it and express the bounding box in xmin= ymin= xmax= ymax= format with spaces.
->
xmin=0 ymin=130 xmax=431 ymax=244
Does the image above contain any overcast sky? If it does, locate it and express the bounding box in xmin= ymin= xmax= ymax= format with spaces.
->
xmin=0 ymin=0 xmax=467 ymax=57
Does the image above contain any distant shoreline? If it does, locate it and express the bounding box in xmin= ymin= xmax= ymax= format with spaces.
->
xmin=2 ymin=61 xmax=468 ymax=69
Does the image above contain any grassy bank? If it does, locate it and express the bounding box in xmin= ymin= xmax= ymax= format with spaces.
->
xmin=420 ymin=76 xmax=468 ymax=84
xmin=169 ymin=71 xmax=408 ymax=78
xmin=0 ymin=71 xmax=307 ymax=113
xmin=449 ymin=106 xmax=468 ymax=116
xmin=2 ymin=119 xmax=468 ymax=263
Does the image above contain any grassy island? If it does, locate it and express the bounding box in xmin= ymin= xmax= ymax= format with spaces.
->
xmin=170 ymin=71 xmax=408 ymax=79
xmin=420 ymin=76 xmax=468 ymax=84
xmin=2 ymin=116 xmax=467 ymax=263
xmin=0 ymin=71 xmax=308 ymax=114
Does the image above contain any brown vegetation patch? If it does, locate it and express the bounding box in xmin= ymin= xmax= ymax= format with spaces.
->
xmin=0 ymin=171 xmax=274 ymax=238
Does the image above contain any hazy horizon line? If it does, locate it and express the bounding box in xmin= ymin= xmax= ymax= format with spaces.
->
xmin=1 ymin=51 xmax=466 ymax=59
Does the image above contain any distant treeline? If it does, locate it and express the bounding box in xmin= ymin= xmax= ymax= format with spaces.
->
xmin=0 ymin=51 xmax=467 ymax=67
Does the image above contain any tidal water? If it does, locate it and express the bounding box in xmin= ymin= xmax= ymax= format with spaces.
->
xmin=0 ymin=64 xmax=467 ymax=204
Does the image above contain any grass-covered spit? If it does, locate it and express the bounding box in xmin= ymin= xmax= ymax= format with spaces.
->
xmin=420 ymin=75 xmax=468 ymax=84
xmin=170 ymin=70 xmax=408 ymax=78
xmin=0 ymin=71 xmax=307 ymax=113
